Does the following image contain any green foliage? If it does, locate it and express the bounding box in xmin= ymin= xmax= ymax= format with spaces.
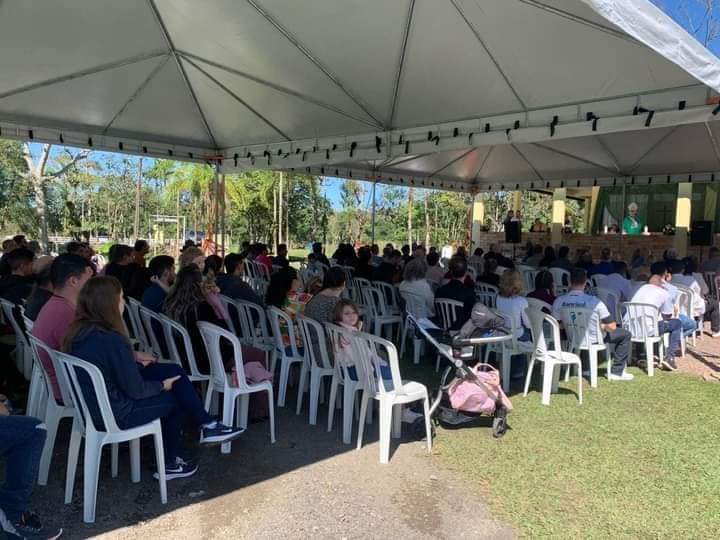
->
xmin=0 ymin=140 xmax=35 ymax=233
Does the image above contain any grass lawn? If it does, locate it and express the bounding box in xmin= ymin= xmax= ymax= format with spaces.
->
xmin=404 ymin=360 xmax=720 ymax=538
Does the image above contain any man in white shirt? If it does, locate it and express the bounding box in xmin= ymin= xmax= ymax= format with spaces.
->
xmin=552 ymin=268 xmax=633 ymax=380
xmin=663 ymin=262 xmax=698 ymax=339
xmin=670 ymin=259 xmax=720 ymax=337
xmin=629 ymin=262 xmax=683 ymax=370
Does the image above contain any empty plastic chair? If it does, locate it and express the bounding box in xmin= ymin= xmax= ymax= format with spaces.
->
xmin=267 ymin=306 xmax=306 ymax=407
xmin=296 ymin=315 xmax=336 ymax=425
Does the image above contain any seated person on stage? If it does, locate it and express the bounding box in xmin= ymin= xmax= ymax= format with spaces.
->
xmin=32 ymin=254 xmax=94 ymax=402
xmin=553 ymin=268 xmax=633 ymax=381
xmin=477 ymin=257 xmax=501 ymax=287
xmin=24 ymin=255 xmax=54 ymax=321
xmin=0 ymin=248 xmax=35 ymax=305
xmin=215 ymin=253 xmax=264 ymax=306
xmin=64 ymin=276 xmax=243 ymax=481
xmin=435 ymin=257 xmax=475 ymax=330
xmin=628 ymin=262 xmax=683 ymax=371
xmin=142 ymin=255 xmax=175 ymax=313
xmin=526 ymin=270 xmax=556 ymax=308
xmin=622 ymin=202 xmax=644 ymax=235
xmin=398 ymin=258 xmax=435 ymax=319
xmin=671 ymin=259 xmax=720 ymax=338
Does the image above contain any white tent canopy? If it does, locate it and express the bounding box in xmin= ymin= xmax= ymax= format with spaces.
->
xmin=1 ymin=0 xmax=719 ymax=192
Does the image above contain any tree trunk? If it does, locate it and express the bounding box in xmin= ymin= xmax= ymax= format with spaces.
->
xmin=134 ymin=158 xmax=143 ymax=239
xmin=424 ymin=194 xmax=430 ymax=248
xmin=285 ymin=175 xmax=290 ymax=248
xmin=31 ymin=176 xmax=49 ymax=253
xmin=278 ymin=172 xmax=283 ymax=246
xmin=407 ymin=187 xmax=414 ymax=247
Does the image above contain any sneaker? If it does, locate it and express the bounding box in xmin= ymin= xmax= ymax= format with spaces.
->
xmin=608 ymin=371 xmax=635 ymax=381
xmin=153 ymin=456 xmax=198 ymax=481
xmin=712 ymin=331 xmax=720 ymax=338
xmin=0 ymin=509 xmax=62 ymax=540
xmin=200 ymin=421 xmax=245 ymax=445
xmin=661 ymin=357 xmax=678 ymax=371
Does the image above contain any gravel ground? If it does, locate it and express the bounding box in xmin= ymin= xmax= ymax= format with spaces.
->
xmin=32 ymin=394 xmax=514 ymax=540
xmin=675 ymin=321 xmax=720 ymax=381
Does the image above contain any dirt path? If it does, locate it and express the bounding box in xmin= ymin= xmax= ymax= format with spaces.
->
xmin=35 ymin=405 xmax=514 ymax=539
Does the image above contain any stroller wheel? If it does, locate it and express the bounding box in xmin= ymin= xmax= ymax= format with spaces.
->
xmin=492 ymin=406 xmax=508 ymax=438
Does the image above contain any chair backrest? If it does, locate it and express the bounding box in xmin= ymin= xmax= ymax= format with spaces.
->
xmin=595 ymin=287 xmax=621 ymax=323
xmin=399 ymin=289 xmax=426 ymax=319
xmin=590 ymin=274 xmax=607 ymax=289
xmin=622 ymin=302 xmax=660 ymax=339
xmin=704 ymin=271 xmax=716 ymax=298
xmin=217 ymin=294 xmax=240 ymax=335
xmin=549 ymin=268 xmax=570 ymax=294
xmin=466 ymin=266 xmax=477 ymax=281
xmin=0 ymin=298 xmax=28 ymax=348
xmin=476 ymin=283 xmax=499 ymax=295
xmin=349 ymin=329 xmax=405 ymax=396
xmin=559 ymin=306 xmax=601 ymax=349
xmin=238 ymin=300 xmax=273 ymax=343
xmin=28 ymin=334 xmax=74 ymax=408
xmin=126 ymin=297 xmax=149 ymax=350
xmin=138 ymin=305 xmax=169 ymax=361
xmin=519 ymin=268 xmax=537 ymax=293
xmin=197 ymin=321 xmax=250 ymax=391
xmin=243 ymin=259 xmax=257 ymax=279
xmin=267 ymin=305 xmax=303 ymax=358
xmin=55 ymin=350 xmax=120 ymax=434
xmin=373 ymin=281 xmax=400 ymax=313
xmin=526 ymin=307 xmax=561 ymax=358
xmin=324 ymin=322 xmax=356 ymax=381
xmin=526 ymin=297 xmax=552 ymax=314
xmin=434 ymin=298 xmax=463 ymax=329
xmin=673 ymin=284 xmax=697 ymax=316
xmin=296 ymin=314 xmax=333 ymax=370
xmin=352 ymin=277 xmax=372 ymax=304
xmin=157 ymin=312 xmax=208 ymax=378
xmin=476 ymin=289 xmax=497 ymax=308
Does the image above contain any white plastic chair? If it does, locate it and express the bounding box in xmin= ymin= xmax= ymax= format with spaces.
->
xmin=27 ymin=335 xmax=76 ymax=486
xmin=126 ymin=297 xmax=150 ymax=352
xmin=622 ymin=302 xmax=664 ymax=377
xmin=524 ymin=308 xmax=583 ymax=406
xmin=558 ymin=306 xmax=607 ymax=386
xmin=362 ymin=286 xmax=402 ymax=340
xmin=267 ymin=306 xmax=306 ymax=407
xmin=488 ymin=308 xmax=533 ymax=393
xmin=153 ymin=312 xmax=211 ymax=385
xmin=549 ymin=268 xmax=570 ymax=295
xmin=475 ymin=283 xmax=499 ymax=308
xmin=55 ymin=351 xmax=166 ymax=523
xmin=22 ymin=314 xmax=45 ymax=418
xmin=198 ymin=321 xmax=275 ymax=454
xmin=325 ymin=323 xmax=369 ymax=444
xmin=138 ymin=305 xmax=171 ymax=362
xmin=296 ymin=315 xmax=336 ymax=425
xmin=518 ymin=266 xmax=538 ymax=294
xmin=466 ymin=266 xmax=477 ymax=281
xmin=398 ymin=290 xmax=426 ymax=365
xmin=596 ymin=287 xmax=622 ymax=324
xmin=674 ymin=283 xmax=701 ymax=346
xmin=433 ymin=298 xmax=463 ymax=371
xmin=351 ymin=330 xmax=432 ymax=464
xmin=526 ymin=297 xmax=552 ymax=313
xmin=0 ymin=298 xmax=32 ymax=379
xmin=236 ymin=300 xmax=276 ymax=372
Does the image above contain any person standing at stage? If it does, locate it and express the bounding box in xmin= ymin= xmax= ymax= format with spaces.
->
xmin=622 ymin=202 xmax=644 ymax=235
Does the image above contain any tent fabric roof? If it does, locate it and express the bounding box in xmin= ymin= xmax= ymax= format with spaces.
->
xmin=0 ymin=0 xmax=719 ymax=192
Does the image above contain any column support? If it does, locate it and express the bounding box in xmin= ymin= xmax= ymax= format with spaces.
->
xmin=471 ymin=194 xmax=485 ymax=249
xmin=551 ymin=188 xmax=566 ymax=246
xmin=512 ymin=191 xmax=522 ymax=213
xmin=674 ymin=182 xmax=692 ymax=256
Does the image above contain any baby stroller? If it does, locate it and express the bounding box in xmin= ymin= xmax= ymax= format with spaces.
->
xmin=409 ymin=314 xmax=512 ymax=438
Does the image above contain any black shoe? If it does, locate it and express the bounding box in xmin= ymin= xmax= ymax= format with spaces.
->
xmin=0 ymin=510 xmax=62 ymax=539
xmin=200 ymin=421 xmax=245 ymax=445
xmin=153 ymin=456 xmax=198 ymax=481
xmin=661 ymin=357 xmax=677 ymax=371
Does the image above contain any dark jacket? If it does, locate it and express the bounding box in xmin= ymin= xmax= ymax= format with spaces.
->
xmin=0 ymin=274 xmax=34 ymax=305
xmin=435 ymin=279 xmax=476 ymax=330
xmin=24 ymin=287 xmax=53 ymax=321
xmin=69 ymin=328 xmax=163 ymax=429
xmin=216 ymin=274 xmax=263 ymax=306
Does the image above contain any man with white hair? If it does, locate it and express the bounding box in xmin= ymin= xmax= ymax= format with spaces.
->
xmin=622 ymin=202 xmax=644 ymax=235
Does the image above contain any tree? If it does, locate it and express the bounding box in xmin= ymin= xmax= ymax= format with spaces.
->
xmin=654 ymin=0 xmax=720 ymax=49
xmin=22 ymin=144 xmax=88 ymax=252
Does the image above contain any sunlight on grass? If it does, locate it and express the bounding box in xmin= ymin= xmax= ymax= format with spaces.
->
xmin=429 ymin=368 xmax=720 ymax=537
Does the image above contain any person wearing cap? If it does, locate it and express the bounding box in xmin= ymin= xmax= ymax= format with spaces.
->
xmin=622 ymin=202 xmax=644 ymax=235
xmin=628 ymin=261 xmax=683 ymax=370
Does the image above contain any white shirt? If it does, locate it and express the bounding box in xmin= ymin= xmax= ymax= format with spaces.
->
xmin=671 ymin=274 xmax=706 ymax=316
xmin=552 ymin=290 xmax=610 ymax=344
xmin=630 ymin=283 xmax=674 ymax=316
xmin=398 ymin=278 xmax=435 ymax=318
xmin=496 ymin=295 xmax=530 ymax=339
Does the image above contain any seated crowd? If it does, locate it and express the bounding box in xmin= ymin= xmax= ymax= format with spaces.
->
xmin=1 ymin=234 xmax=718 ymax=535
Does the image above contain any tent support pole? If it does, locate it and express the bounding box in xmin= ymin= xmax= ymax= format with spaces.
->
xmin=371 ymin=181 xmax=377 ymax=245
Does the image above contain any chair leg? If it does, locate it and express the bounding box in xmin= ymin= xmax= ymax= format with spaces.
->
xmin=413 ymin=339 xmax=422 ymax=365
xmin=295 ymin=363 xmax=309 ymax=415
xmin=64 ymin=422 xmax=82 ymax=504
xmin=327 ymin=378 xmax=339 ymax=432
xmin=501 ymin=350 xmax=511 ymax=394
xmin=130 ymin=438 xmax=141 ymax=483
xmin=577 ymin=363 xmax=583 ymax=405
xmin=379 ymin=401 xmax=392 ymax=464
xmin=523 ymin=357 xmax=536 ymax=397
xmin=82 ymin=436 xmax=102 ymax=523
xmin=238 ymin=394 xmax=249 ymax=430
xmin=541 ymin=363 xmax=554 ymax=406
xmin=356 ymin=392 xmax=369 ymax=450
xmin=309 ymin=370 xmax=321 ymax=425
xmin=423 ymin=397 xmax=432 ymax=453
xmin=645 ymin=340 xmax=654 ymax=377
xmin=589 ymin=349 xmax=598 ymax=388
xmin=37 ymin=407 xmax=60 ymax=486
xmin=278 ymin=359 xmax=291 ymax=407
xmin=266 ymin=387 xmax=276 ymax=443
xmin=342 ymin=385 xmax=354 ymax=444
xmin=153 ymin=429 xmax=167 ymax=505
xmin=399 ymin=326 xmax=407 ymax=359
xmin=391 ymin=404 xmax=402 ymax=439
xmin=111 ymin=443 xmax=119 ymax=478
xmin=220 ymin=395 xmax=235 ymax=455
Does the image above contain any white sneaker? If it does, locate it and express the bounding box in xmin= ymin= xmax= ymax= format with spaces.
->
xmin=608 ymin=371 xmax=634 ymax=381
xmin=712 ymin=331 xmax=720 ymax=338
